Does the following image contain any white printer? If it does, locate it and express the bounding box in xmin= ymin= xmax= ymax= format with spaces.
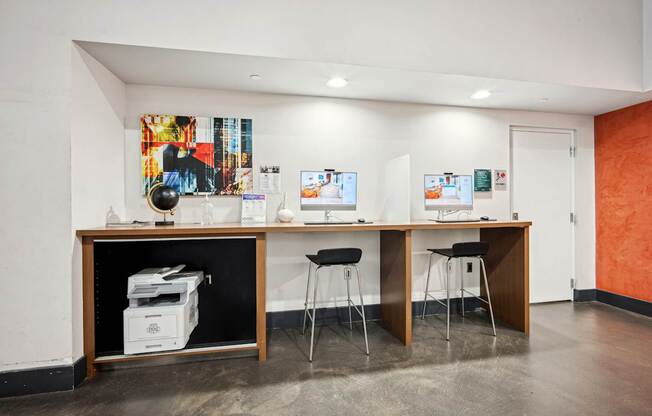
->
xmin=123 ymin=264 xmax=204 ymax=355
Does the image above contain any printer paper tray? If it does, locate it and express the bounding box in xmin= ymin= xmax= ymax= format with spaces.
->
xmin=128 ymin=286 xmax=161 ymax=299
xmin=127 ymin=286 xmax=188 ymax=299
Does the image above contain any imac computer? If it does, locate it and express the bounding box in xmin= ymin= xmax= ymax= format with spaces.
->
xmin=424 ymin=174 xmax=479 ymax=222
xmin=301 ymin=170 xmax=357 ymax=224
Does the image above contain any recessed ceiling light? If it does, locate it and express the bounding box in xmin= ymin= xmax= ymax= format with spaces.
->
xmin=249 ymin=74 xmax=262 ymax=81
xmin=539 ymin=97 xmax=549 ymax=103
xmin=471 ymin=90 xmax=491 ymax=100
xmin=326 ymin=77 xmax=348 ymax=88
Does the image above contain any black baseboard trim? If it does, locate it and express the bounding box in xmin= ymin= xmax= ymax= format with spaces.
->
xmin=573 ymin=289 xmax=597 ymax=302
xmin=0 ymin=356 xmax=86 ymax=399
xmin=596 ymin=290 xmax=652 ymax=318
xmin=0 ymin=365 xmax=71 ymax=399
xmin=73 ymin=356 xmax=87 ymax=388
xmin=574 ymin=288 xmax=651 ymax=317
xmin=267 ymin=297 xmax=482 ymax=329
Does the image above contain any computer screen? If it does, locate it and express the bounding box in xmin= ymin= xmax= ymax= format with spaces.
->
xmin=300 ymin=171 xmax=357 ymax=211
xmin=424 ymin=174 xmax=473 ymax=210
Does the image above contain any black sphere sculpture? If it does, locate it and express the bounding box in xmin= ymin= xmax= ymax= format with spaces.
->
xmin=147 ymin=183 xmax=180 ymax=226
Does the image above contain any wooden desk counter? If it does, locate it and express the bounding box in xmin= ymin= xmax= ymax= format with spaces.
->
xmin=77 ymin=220 xmax=530 ymax=378
xmin=77 ymin=219 xmax=531 ymax=237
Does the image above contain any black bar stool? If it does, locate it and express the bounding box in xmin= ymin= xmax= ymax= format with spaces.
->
xmin=302 ymin=248 xmax=369 ymax=362
xmin=421 ymin=241 xmax=496 ymax=340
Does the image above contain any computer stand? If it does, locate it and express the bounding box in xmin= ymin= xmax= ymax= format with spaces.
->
xmin=429 ymin=210 xmax=480 ymax=223
xmin=428 ymin=210 xmax=449 ymax=222
xmin=304 ymin=210 xmax=353 ymax=225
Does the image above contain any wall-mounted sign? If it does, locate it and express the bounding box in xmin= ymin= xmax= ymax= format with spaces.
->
xmin=474 ymin=169 xmax=492 ymax=192
xmin=494 ymin=169 xmax=508 ymax=190
xmin=259 ymin=165 xmax=281 ymax=194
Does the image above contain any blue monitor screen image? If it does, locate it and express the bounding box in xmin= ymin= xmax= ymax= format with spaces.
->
xmin=300 ymin=171 xmax=357 ymax=210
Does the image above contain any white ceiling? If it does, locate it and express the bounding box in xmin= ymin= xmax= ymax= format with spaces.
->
xmin=77 ymin=41 xmax=652 ymax=116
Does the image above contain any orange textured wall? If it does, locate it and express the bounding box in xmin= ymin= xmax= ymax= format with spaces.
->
xmin=595 ymin=100 xmax=652 ymax=302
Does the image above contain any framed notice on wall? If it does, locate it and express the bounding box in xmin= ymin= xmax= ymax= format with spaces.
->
xmin=259 ymin=165 xmax=281 ymax=194
xmin=494 ymin=169 xmax=508 ymax=190
xmin=474 ymin=169 xmax=492 ymax=192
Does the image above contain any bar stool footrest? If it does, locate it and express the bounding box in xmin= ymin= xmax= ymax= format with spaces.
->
xmin=461 ymin=288 xmax=490 ymax=304
xmin=425 ymin=293 xmax=449 ymax=309
xmin=347 ymin=300 xmax=366 ymax=320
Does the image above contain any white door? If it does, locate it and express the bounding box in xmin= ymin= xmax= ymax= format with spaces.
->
xmin=511 ymin=128 xmax=574 ymax=303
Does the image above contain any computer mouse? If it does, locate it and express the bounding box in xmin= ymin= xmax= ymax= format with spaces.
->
xmin=357 ymin=218 xmax=366 ymax=223
xmin=480 ymin=216 xmax=490 ymax=221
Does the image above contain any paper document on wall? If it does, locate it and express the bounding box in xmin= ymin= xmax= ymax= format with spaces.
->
xmin=494 ymin=169 xmax=508 ymax=190
xmin=259 ymin=165 xmax=281 ymax=194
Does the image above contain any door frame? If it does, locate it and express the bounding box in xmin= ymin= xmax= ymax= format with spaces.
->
xmin=509 ymin=125 xmax=576 ymax=302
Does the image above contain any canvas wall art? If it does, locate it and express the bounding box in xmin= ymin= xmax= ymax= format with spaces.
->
xmin=141 ymin=115 xmax=253 ymax=196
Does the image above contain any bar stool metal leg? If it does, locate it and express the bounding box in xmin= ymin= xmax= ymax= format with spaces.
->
xmin=302 ymin=262 xmax=312 ymax=335
xmin=309 ymin=266 xmax=321 ymax=362
xmin=460 ymin=257 xmax=464 ymax=317
xmin=422 ymin=252 xmax=434 ymax=319
xmin=354 ymin=265 xmax=370 ymax=355
xmin=479 ymin=258 xmax=497 ymax=337
xmin=345 ymin=267 xmax=353 ymax=331
xmin=446 ymin=258 xmax=451 ymax=341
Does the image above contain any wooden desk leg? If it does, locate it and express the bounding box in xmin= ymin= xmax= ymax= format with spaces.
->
xmin=379 ymin=230 xmax=413 ymax=345
xmin=82 ymin=237 xmax=97 ymax=379
xmin=255 ymin=233 xmax=267 ymax=361
xmin=479 ymin=227 xmax=530 ymax=335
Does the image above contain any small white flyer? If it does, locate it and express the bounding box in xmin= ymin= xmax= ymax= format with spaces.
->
xmin=259 ymin=165 xmax=281 ymax=194
xmin=241 ymin=193 xmax=267 ymax=223
xmin=494 ymin=169 xmax=508 ymax=190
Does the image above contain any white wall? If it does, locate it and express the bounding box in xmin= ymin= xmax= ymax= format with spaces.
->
xmin=0 ymin=0 xmax=605 ymax=372
xmin=645 ymin=0 xmax=652 ymax=91
xmin=70 ymin=45 xmax=126 ymax=360
xmin=71 ymin=45 xmax=127 ymax=226
xmin=0 ymin=5 xmax=74 ymax=372
xmin=124 ymin=85 xmax=596 ymax=313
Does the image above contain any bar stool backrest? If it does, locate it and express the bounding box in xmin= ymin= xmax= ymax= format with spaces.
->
xmin=452 ymin=242 xmax=489 ymax=257
xmin=316 ymin=248 xmax=362 ymax=265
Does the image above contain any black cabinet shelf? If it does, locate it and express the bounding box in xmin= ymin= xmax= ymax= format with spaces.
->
xmin=93 ymin=237 xmax=257 ymax=357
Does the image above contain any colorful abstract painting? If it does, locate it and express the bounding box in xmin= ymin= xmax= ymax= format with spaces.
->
xmin=141 ymin=115 xmax=253 ymax=195
xmin=213 ymin=117 xmax=253 ymax=195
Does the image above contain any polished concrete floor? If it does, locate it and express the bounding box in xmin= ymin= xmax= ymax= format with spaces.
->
xmin=1 ymin=302 xmax=651 ymax=416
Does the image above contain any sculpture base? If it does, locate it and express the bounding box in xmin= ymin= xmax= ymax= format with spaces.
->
xmin=154 ymin=220 xmax=175 ymax=226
